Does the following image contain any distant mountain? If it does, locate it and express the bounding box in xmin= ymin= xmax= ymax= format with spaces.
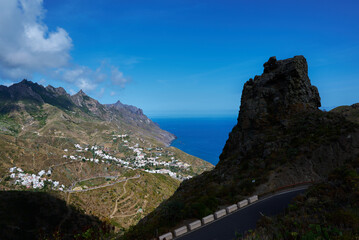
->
xmin=105 ymin=100 xmax=173 ymax=142
xmin=0 ymin=80 xmax=75 ymax=113
xmin=0 ymin=79 xmax=175 ymax=145
xmin=124 ymin=56 xmax=359 ymax=239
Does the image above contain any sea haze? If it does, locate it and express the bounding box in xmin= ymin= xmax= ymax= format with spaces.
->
xmin=152 ymin=116 xmax=237 ymax=165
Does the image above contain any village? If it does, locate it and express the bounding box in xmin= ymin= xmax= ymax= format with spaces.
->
xmin=6 ymin=133 xmax=194 ymax=191
xmin=71 ymin=134 xmax=194 ymax=180
xmin=8 ymin=166 xmax=65 ymax=191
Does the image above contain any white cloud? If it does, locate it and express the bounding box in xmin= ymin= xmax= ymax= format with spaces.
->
xmin=77 ymin=78 xmax=96 ymax=92
xmin=0 ymin=0 xmax=72 ymax=81
xmin=111 ymin=67 xmax=130 ymax=87
xmin=55 ymin=65 xmax=101 ymax=91
xmin=0 ymin=0 xmax=132 ymax=93
xmin=54 ymin=63 xmax=129 ymax=92
xmin=110 ymin=91 xmax=116 ymax=96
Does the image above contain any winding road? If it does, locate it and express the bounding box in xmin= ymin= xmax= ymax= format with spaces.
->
xmin=176 ymin=186 xmax=308 ymax=240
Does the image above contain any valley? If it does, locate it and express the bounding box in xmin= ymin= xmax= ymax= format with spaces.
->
xmin=0 ymin=80 xmax=213 ymax=237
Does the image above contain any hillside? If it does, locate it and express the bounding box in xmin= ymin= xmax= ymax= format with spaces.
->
xmin=124 ymin=56 xmax=359 ymax=239
xmin=331 ymin=103 xmax=359 ymax=124
xmin=0 ymin=80 xmax=213 ymax=238
xmin=243 ymin=158 xmax=359 ymax=239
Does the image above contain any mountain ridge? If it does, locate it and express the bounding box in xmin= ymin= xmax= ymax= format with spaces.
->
xmin=0 ymin=79 xmax=175 ymax=145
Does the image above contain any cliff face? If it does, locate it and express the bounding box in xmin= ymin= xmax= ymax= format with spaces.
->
xmin=124 ymin=56 xmax=359 ymax=240
xmin=220 ymin=56 xmax=320 ymax=164
xmin=218 ymin=56 xmax=359 ymax=190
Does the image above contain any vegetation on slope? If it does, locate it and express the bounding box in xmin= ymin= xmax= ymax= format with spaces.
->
xmin=0 ymin=80 xmax=213 ymax=238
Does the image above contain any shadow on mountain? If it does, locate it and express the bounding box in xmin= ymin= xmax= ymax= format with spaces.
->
xmin=0 ymin=191 xmax=111 ymax=240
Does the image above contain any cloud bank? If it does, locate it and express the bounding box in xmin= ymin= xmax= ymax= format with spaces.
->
xmin=111 ymin=67 xmax=130 ymax=87
xmin=0 ymin=0 xmax=72 ymax=80
xmin=0 ymin=0 xmax=130 ymax=94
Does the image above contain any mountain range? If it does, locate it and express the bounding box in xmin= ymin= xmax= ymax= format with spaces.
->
xmin=0 ymin=79 xmax=175 ymax=145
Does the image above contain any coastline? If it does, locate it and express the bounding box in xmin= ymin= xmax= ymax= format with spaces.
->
xmin=152 ymin=116 xmax=237 ymax=165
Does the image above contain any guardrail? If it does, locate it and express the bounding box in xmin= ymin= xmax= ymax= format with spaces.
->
xmin=158 ymin=194 xmax=259 ymax=240
xmin=158 ymin=181 xmax=314 ymax=240
xmin=258 ymin=181 xmax=314 ymax=199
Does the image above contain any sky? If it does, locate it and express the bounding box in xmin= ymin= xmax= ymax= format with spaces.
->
xmin=0 ymin=0 xmax=358 ymax=117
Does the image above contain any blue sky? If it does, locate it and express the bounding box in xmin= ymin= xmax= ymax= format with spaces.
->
xmin=0 ymin=0 xmax=358 ymax=117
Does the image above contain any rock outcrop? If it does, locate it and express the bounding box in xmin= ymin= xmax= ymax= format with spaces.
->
xmin=124 ymin=56 xmax=359 ymax=240
xmin=220 ymin=55 xmax=321 ymax=167
xmin=218 ymin=55 xmax=359 ymax=187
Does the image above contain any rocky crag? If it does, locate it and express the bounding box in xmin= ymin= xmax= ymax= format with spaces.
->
xmin=124 ymin=56 xmax=359 ymax=239
xmin=219 ymin=56 xmax=321 ymax=168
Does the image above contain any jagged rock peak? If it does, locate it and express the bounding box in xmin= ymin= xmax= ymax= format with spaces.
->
xmin=114 ymin=100 xmax=124 ymax=106
xmin=45 ymin=85 xmax=68 ymax=96
xmin=74 ymin=89 xmax=87 ymax=96
xmin=20 ymin=79 xmax=31 ymax=84
xmin=17 ymin=79 xmax=40 ymax=88
xmin=219 ymin=55 xmax=321 ymax=163
xmin=240 ymin=55 xmax=320 ymax=125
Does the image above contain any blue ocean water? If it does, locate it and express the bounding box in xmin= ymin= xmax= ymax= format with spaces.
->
xmin=152 ymin=116 xmax=238 ymax=165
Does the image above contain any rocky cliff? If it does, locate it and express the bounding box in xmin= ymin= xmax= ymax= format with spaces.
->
xmin=124 ymin=56 xmax=359 ymax=240
xmin=219 ymin=56 xmax=359 ymax=191
xmin=220 ymin=56 xmax=320 ymax=166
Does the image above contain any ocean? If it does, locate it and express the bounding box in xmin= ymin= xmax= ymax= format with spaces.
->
xmin=152 ymin=116 xmax=238 ymax=165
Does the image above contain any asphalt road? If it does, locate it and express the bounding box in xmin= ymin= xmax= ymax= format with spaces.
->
xmin=176 ymin=187 xmax=307 ymax=240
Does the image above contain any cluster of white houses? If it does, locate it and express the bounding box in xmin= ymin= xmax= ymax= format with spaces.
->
xmin=9 ymin=167 xmax=65 ymax=190
xmin=72 ymin=141 xmax=193 ymax=180
xmin=6 ymin=137 xmax=194 ymax=191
